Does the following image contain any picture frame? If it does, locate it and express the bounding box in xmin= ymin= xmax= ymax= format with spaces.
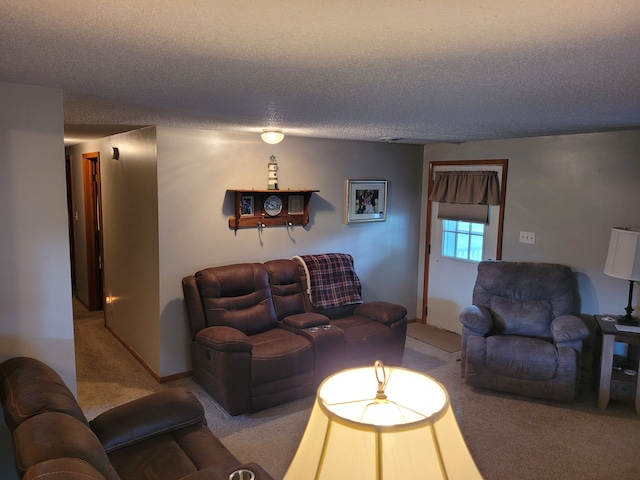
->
xmin=288 ymin=194 xmax=304 ymax=215
xmin=240 ymin=195 xmax=254 ymax=216
xmin=346 ymin=180 xmax=387 ymax=224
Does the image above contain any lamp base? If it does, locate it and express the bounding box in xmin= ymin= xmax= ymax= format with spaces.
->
xmin=618 ymin=315 xmax=639 ymax=326
xmin=618 ymin=280 xmax=638 ymax=326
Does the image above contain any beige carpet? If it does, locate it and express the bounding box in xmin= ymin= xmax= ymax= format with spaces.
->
xmin=407 ymin=321 xmax=461 ymax=353
xmin=74 ymin=300 xmax=640 ymax=480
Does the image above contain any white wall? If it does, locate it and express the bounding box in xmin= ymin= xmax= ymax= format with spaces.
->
xmin=66 ymin=127 xmax=161 ymax=374
xmin=1 ymin=81 xmax=74 ymax=480
xmin=421 ymin=130 xmax=640 ymax=322
xmin=68 ymin=128 xmax=423 ymax=378
xmin=69 ymin=126 xmax=639 ymax=378
xmin=0 ymin=82 xmax=75 ymax=387
xmin=156 ymin=128 xmax=424 ymax=376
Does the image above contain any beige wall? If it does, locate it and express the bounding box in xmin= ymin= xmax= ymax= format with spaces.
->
xmin=156 ymin=128 xmax=424 ymax=376
xmin=65 ymin=124 xmax=640 ymax=379
xmin=421 ymin=130 xmax=640 ymax=321
xmin=0 ymin=82 xmax=75 ymax=389
xmin=66 ymin=127 xmax=161 ymax=373
xmin=68 ymin=127 xmax=423 ymax=378
xmin=3 ymin=80 xmax=636 ymax=475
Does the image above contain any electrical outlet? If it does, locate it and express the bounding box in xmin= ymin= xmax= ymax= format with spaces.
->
xmin=519 ymin=231 xmax=536 ymax=244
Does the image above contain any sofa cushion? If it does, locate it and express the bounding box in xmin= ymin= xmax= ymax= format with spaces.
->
xmin=354 ymin=301 xmax=407 ymax=325
xmin=473 ymin=261 xmax=576 ymax=319
xmin=265 ymin=259 xmax=308 ymax=319
xmin=250 ymin=329 xmax=314 ymax=386
xmin=196 ymin=264 xmax=278 ymax=336
xmin=0 ymin=357 xmax=88 ymax=430
xmin=332 ymin=315 xmax=391 ymax=349
xmin=107 ymin=425 xmax=241 ymax=480
xmin=13 ymin=412 xmax=120 ymax=480
xmin=490 ymin=296 xmax=553 ymax=337
xmin=485 ymin=336 xmax=558 ymax=380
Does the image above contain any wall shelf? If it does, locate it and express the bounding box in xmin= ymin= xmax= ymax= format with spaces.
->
xmin=228 ymin=189 xmax=319 ymax=230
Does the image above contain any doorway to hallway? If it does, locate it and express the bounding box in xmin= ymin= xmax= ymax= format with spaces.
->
xmin=81 ymin=152 xmax=104 ymax=311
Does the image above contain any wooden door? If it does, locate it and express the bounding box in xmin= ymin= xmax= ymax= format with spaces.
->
xmin=422 ymin=159 xmax=508 ymax=330
xmin=82 ymin=153 xmax=103 ymax=311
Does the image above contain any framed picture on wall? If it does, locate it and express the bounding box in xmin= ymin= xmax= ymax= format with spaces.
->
xmin=240 ymin=195 xmax=254 ymax=216
xmin=288 ymin=195 xmax=304 ymax=215
xmin=345 ymin=180 xmax=387 ymax=223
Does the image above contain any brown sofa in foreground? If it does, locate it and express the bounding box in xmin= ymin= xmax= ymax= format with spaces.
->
xmin=182 ymin=255 xmax=408 ymax=416
xmin=0 ymin=356 xmax=273 ymax=480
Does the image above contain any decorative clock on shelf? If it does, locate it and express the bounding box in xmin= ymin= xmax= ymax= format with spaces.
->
xmin=227 ymin=189 xmax=319 ymax=230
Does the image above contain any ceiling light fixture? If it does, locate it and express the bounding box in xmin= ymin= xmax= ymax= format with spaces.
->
xmin=261 ymin=130 xmax=284 ymax=144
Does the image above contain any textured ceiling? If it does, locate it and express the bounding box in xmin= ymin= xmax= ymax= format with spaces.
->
xmin=1 ymin=0 xmax=639 ymax=145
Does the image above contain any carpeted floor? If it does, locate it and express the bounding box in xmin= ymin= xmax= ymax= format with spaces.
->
xmin=74 ymin=300 xmax=640 ymax=480
xmin=407 ymin=321 xmax=461 ymax=352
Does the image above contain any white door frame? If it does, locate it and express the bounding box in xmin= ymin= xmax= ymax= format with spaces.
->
xmin=421 ymin=159 xmax=508 ymax=323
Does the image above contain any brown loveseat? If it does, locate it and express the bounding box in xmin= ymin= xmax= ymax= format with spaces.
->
xmin=182 ymin=255 xmax=408 ymax=416
xmin=0 ymin=356 xmax=273 ymax=480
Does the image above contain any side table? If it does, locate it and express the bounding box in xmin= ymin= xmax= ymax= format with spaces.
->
xmin=595 ymin=315 xmax=640 ymax=415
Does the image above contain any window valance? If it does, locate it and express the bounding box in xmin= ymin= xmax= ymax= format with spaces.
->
xmin=429 ymin=170 xmax=500 ymax=205
xmin=437 ymin=203 xmax=490 ymax=223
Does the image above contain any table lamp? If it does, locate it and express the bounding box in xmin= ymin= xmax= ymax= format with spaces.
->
xmin=283 ymin=361 xmax=482 ymax=479
xmin=604 ymin=227 xmax=640 ymax=326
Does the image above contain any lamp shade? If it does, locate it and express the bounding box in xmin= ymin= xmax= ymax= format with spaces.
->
xmin=283 ymin=364 xmax=482 ymax=480
xmin=604 ymin=227 xmax=640 ymax=281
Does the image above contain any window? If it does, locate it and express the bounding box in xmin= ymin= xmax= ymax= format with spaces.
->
xmin=442 ymin=220 xmax=484 ymax=262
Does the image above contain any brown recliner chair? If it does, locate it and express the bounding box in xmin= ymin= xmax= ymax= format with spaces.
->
xmin=182 ymin=262 xmax=316 ymax=416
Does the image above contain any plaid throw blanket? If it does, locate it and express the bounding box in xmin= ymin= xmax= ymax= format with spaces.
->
xmin=293 ymin=253 xmax=363 ymax=309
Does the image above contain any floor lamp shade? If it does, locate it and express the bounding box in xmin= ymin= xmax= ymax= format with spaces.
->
xmin=604 ymin=227 xmax=640 ymax=281
xmin=283 ymin=364 xmax=482 ymax=480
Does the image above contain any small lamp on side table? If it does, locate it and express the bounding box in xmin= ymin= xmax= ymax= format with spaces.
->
xmin=604 ymin=227 xmax=640 ymax=326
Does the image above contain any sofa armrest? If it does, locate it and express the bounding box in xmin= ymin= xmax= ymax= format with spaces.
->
xmin=0 ymin=356 xmax=90 ymax=431
xmin=14 ymin=412 xmax=117 ymax=480
xmin=90 ymin=388 xmax=205 ymax=453
xmin=459 ymin=305 xmax=493 ymax=335
xmin=550 ymin=314 xmax=589 ymax=344
xmin=282 ymin=312 xmax=329 ymax=329
xmin=354 ymin=301 xmax=407 ymax=325
xmin=24 ymin=458 xmax=109 ymax=480
xmin=196 ymin=326 xmax=253 ymax=353
xmin=183 ymin=275 xmax=207 ymax=339
xmin=180 ymin=463 xmax=275 ymax=480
